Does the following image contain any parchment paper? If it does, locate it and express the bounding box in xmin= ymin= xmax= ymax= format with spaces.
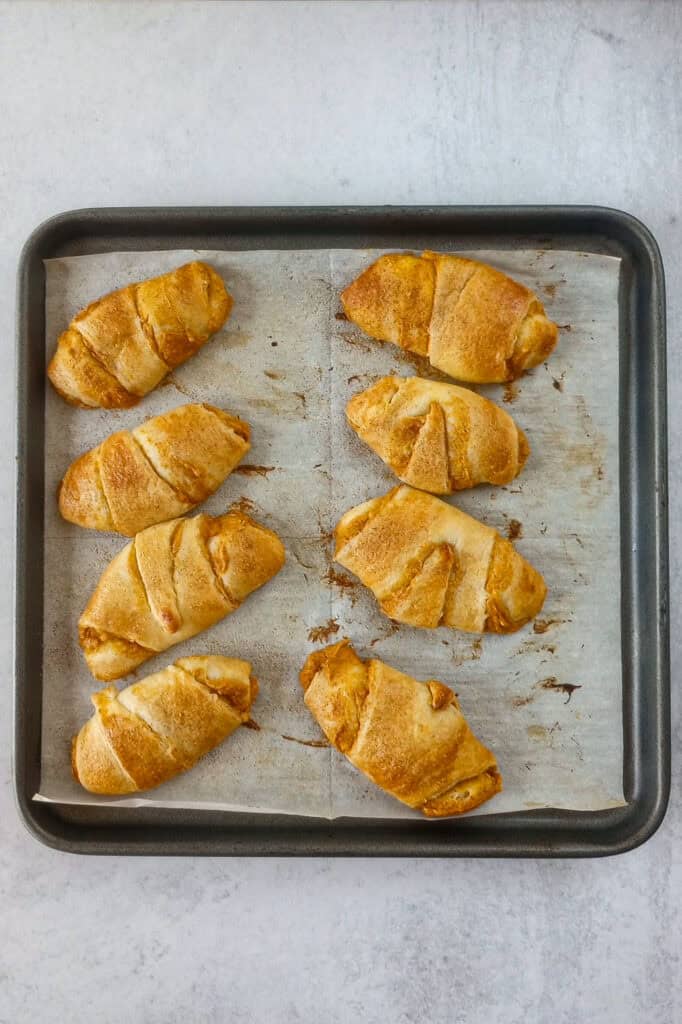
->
xmin=36 ymin=246 xmax=624 ymax=818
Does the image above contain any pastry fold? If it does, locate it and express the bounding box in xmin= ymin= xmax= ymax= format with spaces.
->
xmin=341 ymin=252 xmax=558 ymax=383
xmin=72 ymin=655 xmax=257 ymax=795
xmin=300 ymin=640 xmax=501 ymax=817
xmin=48 ymin=261 xmax=232 ymax=407
xmin=334 ymin=485 xmax=546 ymax=634
xmin=347 ymin=375 xmax=529 ymax=492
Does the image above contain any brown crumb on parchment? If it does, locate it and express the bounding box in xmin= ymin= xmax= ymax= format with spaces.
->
xmin=533 ymin=618 xmax=567 ymax=634
xmin=323 ymin=567 xmax=358 ymax=594
xmin=513 ymin=673 xmax=579 ymax=709
xmin=507 ymin=518 xmax=523 ymax=540
xmin=264 ymin=370 xmax=285 ymax=380
xmin=341 ymin=332 xmax=372 ymax=353
xmin=539 ymin=678 xmax=582 ymax=703
xmin=368 ymin=622 xmax=401 ymax=647
xmin=307 ymin=619 xmax=340 ymax=644
xmin=451 ymin=638 xmax=482 ymax=667
xmin=503 ymin=381 xmax=518 ymax=404
xmin=229 ymin=496 xmax=258 ymax=516
xmin=545 ymin=365 xmax=566 ymax=392
xmin=233 ymin=465 xmax=276 ymax=477
xmin=281 ymin=734 xmax=330 ymax=749
xmin=243 ymin=719 xmax=261 ymax=731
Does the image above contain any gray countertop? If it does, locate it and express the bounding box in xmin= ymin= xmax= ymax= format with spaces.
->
xmin=0 ymin=2 xmax=679 ymax=1022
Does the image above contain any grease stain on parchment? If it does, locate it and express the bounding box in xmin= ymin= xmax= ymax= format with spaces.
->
xmin=527 ymin=722 xmax=561 ymax=747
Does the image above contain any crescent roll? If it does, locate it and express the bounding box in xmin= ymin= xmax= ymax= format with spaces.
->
xmin=334 ymin=485 xmax=546 ymax=634
xmin=79 ymin=510 xmax=286 ymax=681
xmin=72 ymin=655 xmax=258 ymax=795
xmin=341 ymin=251 xmax=558 ymax=383
xmin=48 ymin=261 xmax=232 ymax=408
xmin=300 ymin=640 xmax=502 ymax=817
xmin=59 ymin=403 xmax=251 ymax=536
xmin=346 ymin=375 xmax=529 ymax=492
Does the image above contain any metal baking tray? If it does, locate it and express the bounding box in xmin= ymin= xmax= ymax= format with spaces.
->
xmin=14 ymin=206 xmax=669 ymax=857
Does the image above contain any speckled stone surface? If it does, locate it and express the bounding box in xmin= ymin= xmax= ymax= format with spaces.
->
xmin=0 ymin=3 xmax=679 ymax=1022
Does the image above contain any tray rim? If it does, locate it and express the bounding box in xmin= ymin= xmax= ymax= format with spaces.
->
xmin=14 ymin=204 xmax=670 ymax=857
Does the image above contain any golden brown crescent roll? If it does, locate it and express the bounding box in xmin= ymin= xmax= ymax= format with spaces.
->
xmin=300 ymin=640 xmax=501 ymax=817
xmin=341 ymin=252 xmax=558 ymax=383
xmin=346 ymin=375 xmax=529 ymax=492
xmin=72 ymin=655 xmax=258 ymax=795
xmin=47 ymin=261 xmax=233 ymax=408
xmin=59 ymin=403 xmax=251 ymax=536
xmin=334 ymin=485 xmax=546 ymax=634
xmin=79 ymin=510 xmax=286 ymax=681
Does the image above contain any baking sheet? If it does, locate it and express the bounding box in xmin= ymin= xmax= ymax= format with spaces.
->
xmin=35 ymin=246 xmax=624 ymax=818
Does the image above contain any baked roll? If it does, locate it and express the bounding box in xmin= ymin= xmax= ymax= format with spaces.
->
xmin=79 ymin=510 xmax=285 ymax=680
xmin=48 ymin=261 xmax=232 ymax=408
xmin=59 ymin=403 xmax=251 ymax=536
xmin=72 ymin=655 xmax=257 ymax=795
xmin=341 ymin=252 xmax=558 ymax=383
xmin=334 ymin=485 xmax=546 ymax=634
xmin=300 ymin=640 xmax=501 ymax=817
xmin=347 ymin=375 xmax=529 ymax=492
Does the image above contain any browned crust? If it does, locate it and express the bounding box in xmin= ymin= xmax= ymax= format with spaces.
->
xmin=341 ymin=252 xmax=558 ymax=384
xmin=300 ymin=640 xmax=501 ymax=817
xmin=48 ymin=328 xmax=138 ymax=409
xmin=421 ymin=767 xmax=503 ymax=817
xmin=334 ymin=486 xmax=546 ymax=635
xmin=72 ymin=656 xmax=257 ymax=795
xmin=484 ymin=536 xmax=548 ymax=634
xmin=78 ymin=510 xmax=285 ymax=680
xmin=58 ymin=403 xmax=251 ymax=536
xmin=346 ymin=375 xmax=530 ymax=493
xmin=47 ymin=262 xmax=232 ymax=408
xmin=341 ymin=253 xmax=435 ymax=355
